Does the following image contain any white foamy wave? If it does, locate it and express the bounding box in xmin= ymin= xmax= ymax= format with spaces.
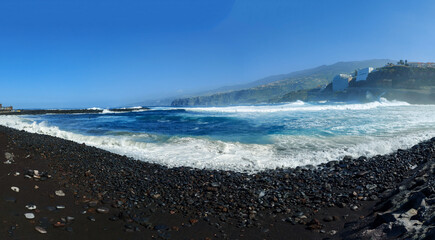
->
xmin=150 ymin=107 xmax=182 ymax=111
xmin=132 ymin=109 xmax=149 ymax=113
xmin=117 ymin=106 xmax=143 ymax=110
xmin=183 ymin=99 xmax=410 ymax=113
xmin=0 ymin=115 xmax=433 ymax=173
xmin=102 ymin=109 xmax=116 ymax=114
xmin=102 ymin=107 xmax=148 ymax=114
xmin=0 ymin=116 xmax=274 ymax=172
xmin=87 ymin=107 xmax=103 ymax=110
xmin=269 ymin=132 xmax=435 ymax=168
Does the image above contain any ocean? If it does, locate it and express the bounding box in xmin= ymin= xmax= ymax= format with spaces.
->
xmin=1 ymin=98 xmax=434 ymax=173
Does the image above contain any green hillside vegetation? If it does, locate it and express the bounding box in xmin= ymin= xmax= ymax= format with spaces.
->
xmin=171 ymin=59 xmax=392 ymax=106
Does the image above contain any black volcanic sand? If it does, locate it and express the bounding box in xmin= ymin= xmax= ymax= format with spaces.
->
xmin=0 ymin=125 xmax=434 ymax=240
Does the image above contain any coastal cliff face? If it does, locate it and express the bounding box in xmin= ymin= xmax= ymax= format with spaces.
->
xmin=279 ymin=66 xmax=435 ymax=104
xmin=171 ymin=59 xmax=391 ymax=106
xmin=346 ymin=66 xmax=435 ymax=103
xmin=172 ymin=63 xmax=435 ymax=106
xmin=351 ymin=66 xmax=435 ymax=89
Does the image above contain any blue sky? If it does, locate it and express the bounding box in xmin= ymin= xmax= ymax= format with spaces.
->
xmin=1 ymin=0 xmax=434 ymax=108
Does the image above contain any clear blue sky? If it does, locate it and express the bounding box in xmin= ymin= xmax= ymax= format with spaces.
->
xmin=1 ymin=0 xmax=434 ymax=108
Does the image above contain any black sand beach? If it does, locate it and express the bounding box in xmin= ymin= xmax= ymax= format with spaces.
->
xmin=0 ymin=125 xmax=434 ymax=239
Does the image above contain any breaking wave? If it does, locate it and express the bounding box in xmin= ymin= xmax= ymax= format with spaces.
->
xmin=180 ymin=98 xmax=409 ymax=113
xmin=0 ymin=100 xmax=433 ymax=173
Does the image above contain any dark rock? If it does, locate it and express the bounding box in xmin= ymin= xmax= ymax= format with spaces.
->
xmin=400 ymin=192 xmax=426 ymax=211
xmin=369 ymin=195 xmax=379 ymax=201
xmin=386 ymin=223 xmax=407 ymax=238
xmin=372 ymin=213 xmax=397 ymax=228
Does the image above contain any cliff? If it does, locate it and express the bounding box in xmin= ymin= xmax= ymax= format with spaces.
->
xmin=350 ymin=65 xmax=435 ymax=89
xmin=278 ymin=66 xmax=435 ymax=104
xmin=171 ymin=59 xmax=392 ymax=106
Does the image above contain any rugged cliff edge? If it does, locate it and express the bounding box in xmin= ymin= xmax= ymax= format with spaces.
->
xmin=279 ymin=65 xmax=435 ymax=104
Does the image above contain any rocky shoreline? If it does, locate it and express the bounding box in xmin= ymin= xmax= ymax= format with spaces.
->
xmin=0 ymin=125 xmax=434 ymax=239
xmin=0 ymin=107 xmax=149 ymax=115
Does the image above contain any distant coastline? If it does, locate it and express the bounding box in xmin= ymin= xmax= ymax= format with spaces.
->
xmin=171 ymin=62 xmax=435 ymax=106
xmin=0 ymin=106 xmax=149 ymax=115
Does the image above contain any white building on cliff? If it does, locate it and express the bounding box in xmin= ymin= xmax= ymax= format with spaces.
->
xmin=332 ymin=74 xmax=352 ymax=92
xmin=356 ymin=67 xmax=374 ymax=81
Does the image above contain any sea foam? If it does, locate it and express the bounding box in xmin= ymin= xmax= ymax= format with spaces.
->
xmin=0 ymin=101 xmax=434 ymax=173
xmin=180 ymin=98 xmax=409 ymax=113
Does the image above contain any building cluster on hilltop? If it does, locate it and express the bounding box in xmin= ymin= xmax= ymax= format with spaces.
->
xmin=407 ymin=62 xmax=435 ymax=68
xmin=0 ymin=103 xmax=13 ymax=112
xmin=386 ymin=60 xmax=435 ymax=68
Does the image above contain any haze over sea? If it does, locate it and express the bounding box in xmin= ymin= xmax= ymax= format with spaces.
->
xmin=1 ymin=99 xmax=434 ymax=173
